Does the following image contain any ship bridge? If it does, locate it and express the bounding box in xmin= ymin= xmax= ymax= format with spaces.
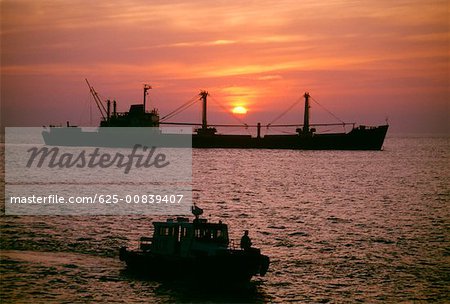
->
xmin=148 ymin=217 xmax=229 ymax=257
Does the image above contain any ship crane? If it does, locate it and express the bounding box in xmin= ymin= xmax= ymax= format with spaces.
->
xmin=160 ymin=91 xmax=355 ymax=136
xmin=85 ymin=78 xmax=107 ymax=121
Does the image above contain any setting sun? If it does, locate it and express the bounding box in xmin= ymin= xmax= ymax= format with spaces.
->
xmin=232 ymin=106 xmax=248 ymax=114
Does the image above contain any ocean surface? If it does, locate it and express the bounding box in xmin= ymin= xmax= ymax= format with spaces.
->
xmin=1 ymin=136 xmax=449 ymax=303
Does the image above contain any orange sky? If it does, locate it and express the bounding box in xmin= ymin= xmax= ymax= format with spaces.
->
xmin=1 ymin=0 xmax=448 ymax=133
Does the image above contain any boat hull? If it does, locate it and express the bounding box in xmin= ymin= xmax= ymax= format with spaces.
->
xmin=42 ymin=125 xmax=388 ymax=150
xmin=119 ymin=247 xmax=270 ymax=285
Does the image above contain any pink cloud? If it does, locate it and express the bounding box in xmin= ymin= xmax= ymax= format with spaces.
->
xmin=1 ymin=0 xmax=448 ymax=133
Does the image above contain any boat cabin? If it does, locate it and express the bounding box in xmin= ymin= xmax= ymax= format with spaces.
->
xmin=142 ymin=217 xmax=229 ymax=257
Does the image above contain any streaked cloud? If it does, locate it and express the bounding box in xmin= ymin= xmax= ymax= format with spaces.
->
xmin=258 ymin=75 xmax=283 ymax=81
xmin=1 ymin=0 xmax=448 ymax=132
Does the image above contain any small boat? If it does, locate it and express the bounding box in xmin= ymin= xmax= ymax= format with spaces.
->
xmin=119 ymin=205 xmax=270 ymax=285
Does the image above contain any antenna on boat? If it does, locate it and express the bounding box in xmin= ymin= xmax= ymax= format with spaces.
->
xmin=191 ymin=203 xmax=203 ymax=220
xmin=143 ymin=84 xmax=152 ymax=112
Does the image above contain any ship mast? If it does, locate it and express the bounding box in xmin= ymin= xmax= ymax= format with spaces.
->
xmin=303 ymin=92 xmax=310 ymax=134
xmin=143 ymin=84 xmax=152 ymax=112
xmin=200 ymin=90 xmax=209 ymax=131
xmin=193 ymin=90 xmax=216 ymax=135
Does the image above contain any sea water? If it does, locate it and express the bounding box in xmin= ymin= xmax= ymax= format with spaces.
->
xmin=1 ymin=135 xmax=449 ymax=303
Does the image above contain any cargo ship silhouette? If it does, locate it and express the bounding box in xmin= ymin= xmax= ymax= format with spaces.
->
xmin=42 ymin=80 xmax=388 ymax=150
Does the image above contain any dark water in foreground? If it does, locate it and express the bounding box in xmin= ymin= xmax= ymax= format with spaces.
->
xmin=1 ymin=136 xmax=449 ymax=303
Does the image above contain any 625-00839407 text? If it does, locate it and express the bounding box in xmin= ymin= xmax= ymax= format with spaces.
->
xmin=9 ymin=194 xmax=184 ymax=204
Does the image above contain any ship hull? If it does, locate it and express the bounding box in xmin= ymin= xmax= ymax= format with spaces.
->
xmin=42 ymin=125 xmax=388 ymax=150
xmin=119 ymin=247 xmax=270 ymax=285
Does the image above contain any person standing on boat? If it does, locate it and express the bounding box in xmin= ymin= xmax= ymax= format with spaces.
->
xmin=240 ymin=230 xmax=252 ymax=250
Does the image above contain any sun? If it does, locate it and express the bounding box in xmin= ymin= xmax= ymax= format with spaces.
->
xmin=232 ymin=106 xmax=248 ymax=114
